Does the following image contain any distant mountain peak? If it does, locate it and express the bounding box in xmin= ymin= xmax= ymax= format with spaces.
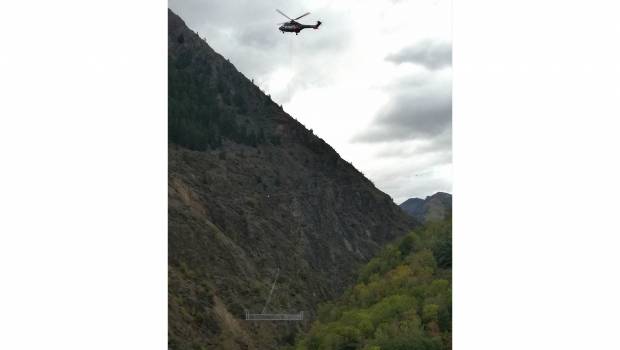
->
xmin=400 ymin=192 xmax=452 ymax=223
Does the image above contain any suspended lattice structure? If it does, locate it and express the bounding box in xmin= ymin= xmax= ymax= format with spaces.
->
xmin=245 ymin=311 xmax=304 ymax=321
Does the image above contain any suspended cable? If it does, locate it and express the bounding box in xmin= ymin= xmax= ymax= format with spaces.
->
xmin=261 ymin=268 xmax=280 ymax=313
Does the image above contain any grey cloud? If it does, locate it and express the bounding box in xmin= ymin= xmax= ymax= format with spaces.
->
xmin=375 ymin=128 xmax=452 ymax=159
xmin=352 ymin=84 xmax=451 ymax=143
xmin=415 ymin=128 xmax=452 ymax=155
xmin=236 ymin=21 xmax=282 ymax=49
xmin=386 ymin=39 xmax=451 ymax=70
xmin=357 ymin=70 xmax=452 ymax=201
xmin=170 ymin=0 xmax=285 ymax=30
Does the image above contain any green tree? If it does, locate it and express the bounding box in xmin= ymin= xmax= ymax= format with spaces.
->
xmin=294 ymin=219 xmax=452 ymax=350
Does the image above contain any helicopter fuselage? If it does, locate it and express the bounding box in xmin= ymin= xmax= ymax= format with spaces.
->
xmin=279 ymin=21 xmax=321 ymax=34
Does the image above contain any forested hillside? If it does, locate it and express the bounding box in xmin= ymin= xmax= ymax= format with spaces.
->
xmin=293 ymin=220 xmax=452 ymax=350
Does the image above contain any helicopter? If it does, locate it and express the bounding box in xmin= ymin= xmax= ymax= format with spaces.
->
xmin=276 ymin=9 xmax=322 ymax=35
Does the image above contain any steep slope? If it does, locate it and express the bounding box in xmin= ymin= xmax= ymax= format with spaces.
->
xmin=168 ymin=10 xmax=416 ymax=350
xmin=400 ymin=192 xmax=452 ymax=223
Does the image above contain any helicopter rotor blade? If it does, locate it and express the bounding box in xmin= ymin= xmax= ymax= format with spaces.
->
xmin=276 ymin=9 xmax=292 ymax=20
xmin=293 ymin=12 xmax=311 ymax=21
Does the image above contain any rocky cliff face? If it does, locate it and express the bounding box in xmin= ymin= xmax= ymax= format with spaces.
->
xmin=400 ymin=192 xmax=452 ymax=223
xmin=168 ymin=9 xmax=415 ymax=350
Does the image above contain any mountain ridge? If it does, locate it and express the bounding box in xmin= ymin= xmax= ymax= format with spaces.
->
xmin=168 ymin=9 xmax=416 ymax=350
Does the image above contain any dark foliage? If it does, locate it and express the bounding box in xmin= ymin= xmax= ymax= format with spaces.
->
xmin=168 ymin=39 xmax=271 ymax=150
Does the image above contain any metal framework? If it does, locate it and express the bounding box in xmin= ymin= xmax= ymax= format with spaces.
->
xmin=245 ymin=311 xmax=304 ymax=321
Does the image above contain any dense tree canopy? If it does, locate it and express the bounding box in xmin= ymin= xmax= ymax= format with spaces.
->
xmin=293 ymin=220 xmax=452 ymax=350
xmin=168 ymin=45 xmax=270 ymax=151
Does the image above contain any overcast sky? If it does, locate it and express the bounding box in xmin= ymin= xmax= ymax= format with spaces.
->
xmin=169 ymin=0 xmax=452 ymax=203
